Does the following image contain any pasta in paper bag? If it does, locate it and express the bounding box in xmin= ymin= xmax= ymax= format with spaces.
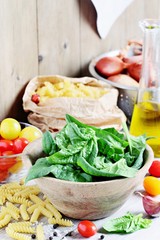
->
xmin=22 ymin=75 xmax=126 ymax=132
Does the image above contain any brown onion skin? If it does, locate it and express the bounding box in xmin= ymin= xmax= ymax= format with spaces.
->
xmin=127 ymin=62 xmax=142 ymax=82
xmin=95 ymin=56 xmax=127 ymax=77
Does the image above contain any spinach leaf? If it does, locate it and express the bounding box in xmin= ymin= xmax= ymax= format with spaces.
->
xmin=48 ymin=121 xmax=98 ymax=166
xmin=77 ymin=157 xmax=137 ymax=178
xmin=25 ymin=158 xmax=92 ymax=182
xmin=55 ymin=127 xmax=70 ymax=149
xmin=81 ymin=138 xmax=98 ymax=164
xmin=132 ymin=147 xmax=146 ymax=169
xmin=42 ymin=131 xmax=57 ymax=155
xmin=66 ymin=114 xmax=129 ymax=161
xmin=50 ymin=164 xmax=93 ymax=182
xmin=66 ymin=114 xmax=127 ymax=148
xmin=122 ymin=122 xmax=146 ymax=169
xmin=25 ymin=158 xmax=54 ymax=183
xmin=103 ymin=127 xmax=125 ymax=139
xmin=48 ymin=138 xmax=93 ymax=165
xmin=65 ymin=122 xmax=95 ymax=143
xmin=47 ymin=153 xmax=78 ymax=165
xmin=97 ymin=133 xmax=127 ymax=161
xmin=103 ymin=212 xmax=152 ymax=233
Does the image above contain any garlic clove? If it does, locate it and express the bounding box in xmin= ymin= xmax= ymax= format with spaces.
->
xmin=135 ymin=191 xmax=160 ymax=217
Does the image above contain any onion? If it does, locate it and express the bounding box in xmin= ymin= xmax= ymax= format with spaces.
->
xmin=127 ymin=62 xmax=142 ymax=82
xmin=108 ymin=74 xmax=139 ymax=87
xmin=95 ymin=56 xmax=127 ymax=77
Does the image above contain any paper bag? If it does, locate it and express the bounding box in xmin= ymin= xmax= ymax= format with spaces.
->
xmin=22 ymin=75 xmax=126 ymax=132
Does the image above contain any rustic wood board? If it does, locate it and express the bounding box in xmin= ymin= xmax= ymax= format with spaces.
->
xmin=1 ymin=0 xmax=160 ymax=120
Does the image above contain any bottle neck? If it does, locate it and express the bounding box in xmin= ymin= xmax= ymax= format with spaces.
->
xmin=139 ymin=25 xmax=160 ymax=89
xmin=138 ymin=20 xmax=160 ymax=103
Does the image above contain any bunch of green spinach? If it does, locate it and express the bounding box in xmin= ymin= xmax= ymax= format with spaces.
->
xmin=25 ymin=114 xmax=147 ymax=183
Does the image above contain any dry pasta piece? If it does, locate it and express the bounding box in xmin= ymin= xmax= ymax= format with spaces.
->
xmin=29 ymin=194 xmax=45 ymax=205
xmin=15 ymin=186 xmax=40 ymax=198
xmin=0 ymin=182 xmax=21 ymax=189
xmin=36 ymin=224 xmax=45 ymax=240
xmin=30 ymin=208 xmax=41 ymax=223
xmin=6 ymin=227 xmax=31 ymax=240
xmin=27 ymin=203 xmax=39 ymax=214
xmin=0 ymin=214 xmax=11 ymax=228
xmin=0 ymin=212 xmax=6 ymax=220
xmin=6 ymin=201 xmax=20 ymax=214
xmin=20 ymin=204 xmax=30 ymax=221
xmin=43 ymin=196 xmax=51 ymax=203
xmin=0 ymin=195 xmax=6 ymax=205
xmin=8 ymin=221 xmax=32 ymax=227
xmin=8 ymin=222 xmax=35 ymax=234
xmin=1 ymin=206 xmax=20 ymax=220
xmin=7 ymin=194 xmax=32 ymax=206
xmin=48 ymin=217 xmax=73 ymax=227
xmin=23 ymin=188 xmax=40 ymax=198
xmin=0 ymin=188 xmax=18 ymax=195
xmin=45 ymin=203 xmax=62 ymax=219
xmin=38 ymin=205 xmax=52 ymax=218
xmin=14 ymin=188 xmax=32 ymax=197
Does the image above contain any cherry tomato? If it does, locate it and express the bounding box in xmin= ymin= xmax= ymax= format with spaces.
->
xmin=143 ymin=176 xmax=160 ymax=196
xmin=2 ymin=150 xmax=15 ymax=156
xmin=0 ymin=170 xmax=9 ymax=182
xmin=149 ymin=160 xmax=160 ymax=177
xmin=0 ymin=118 xmax=21 ymax=140
xmin=77 ymin=220 xmax=97 ymax=238
xmin=13 ymin=137 xmax=29 ymax=154
xmin=31 ymin=94 xmax=40 ymax=104
xmin=0 ymin=139 xmax=14 ymax=152
xmin=19 ymin=126 xmax=42 ymax=142
xmin=0 ymin=159 xmax=17 ymax=170
xmin=0 ymin=150 xmax=17 ymax=170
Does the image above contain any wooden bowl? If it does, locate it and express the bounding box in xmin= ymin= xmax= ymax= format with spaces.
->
xmin=23 ymin=139 xmax=154 ymax=220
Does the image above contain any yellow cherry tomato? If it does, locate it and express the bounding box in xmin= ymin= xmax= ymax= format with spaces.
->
xmin=19 ymin=126 xmax=42 ymax=142
xmin=0 ymin=118 xmax=21 ymax=140
xmin=143 ymin=176 xmax=160 ymax=196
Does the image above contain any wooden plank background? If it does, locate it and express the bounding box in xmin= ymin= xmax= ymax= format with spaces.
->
xmin=0 ymin=0 xmax=160 ymax=121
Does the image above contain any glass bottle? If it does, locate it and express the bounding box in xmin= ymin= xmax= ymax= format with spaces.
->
xmin=130 ymin=19 xmax=160 ymax=157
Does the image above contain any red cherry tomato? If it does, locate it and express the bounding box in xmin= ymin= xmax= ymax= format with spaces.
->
xmin=149 ymin=160 xmax=160 ymax=177
xmin=31 ymin=94 xmax=40 ymax=104
xmin=2 ymin=150 xmax=16 ymax=156
xmin=0 ymin=139 xmax=13 ymax=152
xmin=13 ymin=137 xmax=29 ymax=154
xmin=0 ymin=160 xmax=17 ymax=170
xmin=0 ymin=151 xmax=17 ymax=170
xmin=77 ymin=220 xmax=97 ymax=238
xmin=0 ymin=170 xmax=9 ymax=182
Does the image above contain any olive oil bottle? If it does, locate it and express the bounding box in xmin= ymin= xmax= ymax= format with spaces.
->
xmin=130 ymin=19 xmax=160 ymax=157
